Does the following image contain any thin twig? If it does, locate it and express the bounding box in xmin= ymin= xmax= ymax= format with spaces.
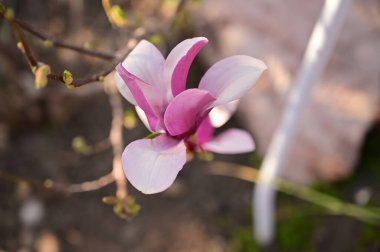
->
xmin=5 ymin=14 xmax=38 ymax=68
xmin=52 ymin=79 xmax=127 ymax=195
xmin=64 ymin=173 xmax=115 ymax=194
xmin=105 ymin=76 xmax=127 ymax=199
xmin=0 ymin=6 xmax=148 ymax=87
xmin=47 ymin=63 xmax=117 ymax=87
xmin=16 ymin=19 xmax=115 ymax=60
xmin=88 ymin=138 xmax=112 ymax=155
xmin=1 ymin=9 xmax=120 ymax=87
xmin=0 ymin=169 xmax=114 ymax=194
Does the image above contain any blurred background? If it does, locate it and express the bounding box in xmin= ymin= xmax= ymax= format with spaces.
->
xmin=0 ymin=0 xmax=379 ymax=251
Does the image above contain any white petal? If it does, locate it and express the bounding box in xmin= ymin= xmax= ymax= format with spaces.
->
xmin=209 ymin=100 xmax=239 ymax=128
xmin=135 ymin=106 xmax=152 ymax=132
xmin=115 ymin=40 xmax=165 ymax=105
xmin=203 ymin=129 xmax=255 ymax=154
xmin=115 ymin=72 xmax=137 ymax=105
xmin=122 ymin=135 xmax=187 ymax=194
xmin=199 ymin=55 xmax=267 ymax=107
xmin=122 ymin=40 xmax=165 ymax=89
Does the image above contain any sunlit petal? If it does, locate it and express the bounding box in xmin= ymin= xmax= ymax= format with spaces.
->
xmin=199 ymin=55 xmax=267 ymax=107
xmin=203 ymin=129 xmax=255 ymax=154
xmin=209 ymin=100 xmax=239 ymax=128
xmin=122 ymin=135 xmax=187 ymax=194
xmin=116 ymin=64 xmax=163 ymax=131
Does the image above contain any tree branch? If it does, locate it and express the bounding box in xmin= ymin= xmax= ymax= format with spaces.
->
xmin=64 ymin=173 xmax=115 ymax=194
xmin=16 ymin=18 xmax=115 ymax=61
xmin=105 ymin=76 xmax=127 ymax=200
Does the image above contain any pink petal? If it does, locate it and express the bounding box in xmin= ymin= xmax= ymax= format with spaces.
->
xmin=115 ymin=72 xmax=137 ymax=105
xmin=116 ymin=64 xmax=163 ymax=131
xmin=122 ymin=134 xmax=187 ymax=194
xmin=115 ymin=40 xmax=165 ymax=106
xmin=199 ymin=55 xmax=267 ymax=107
xmin=196 ymin=116 xmax=215 ymax=145
xmin=203 ymin=129 xmax=255 ymax=154
xmin=209 ymin=100 xmax=239 ymax=128
xmin=164 ymin=89 xmax=215 ymax=136
xmin=164 ymin=37 xmax=208 ymax=98
xmin=122 ymin=40 xmax=165 ymax=90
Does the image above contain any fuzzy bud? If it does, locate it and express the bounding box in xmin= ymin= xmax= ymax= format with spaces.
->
xmin=34 ymin=64 xmax=51 ymax=89
xmin=63 ymin=70 xmax=74 ymax=89
xmin=43 ymin=40 xmax=53 ymax=48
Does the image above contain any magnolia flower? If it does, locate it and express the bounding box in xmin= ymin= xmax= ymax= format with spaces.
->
xmin=115 ymin=37 xmax=266 ymax=194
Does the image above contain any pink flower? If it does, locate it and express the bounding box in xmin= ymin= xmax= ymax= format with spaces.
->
xmin=115 ymin=37 xmax=266 ymax=194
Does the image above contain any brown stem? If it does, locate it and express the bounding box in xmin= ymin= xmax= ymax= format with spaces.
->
xmin=1 ymin=8 xmax=148 ymax=87
xmin=6 ymin=16 xmax=38 ymax=68
xmin=0 ymin=170 xmax=114 ymax=194
xmin=46 ymin=63 xmax=117 ymax=87
xmin=64 ymin=173 xmax=115 ymax=194
xmin=106 ymin=77 xmax=128 ymax=199
xmin=1 ymin=9 xmax=116 ymax=87
xmin=88 ymin=138 xmax=112 ymax=155
xmin=16 ymin=19 xmax=115 ymax=61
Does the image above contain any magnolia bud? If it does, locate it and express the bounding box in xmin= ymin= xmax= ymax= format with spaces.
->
xmin=35 ymin=64 xmax=51 ymax=89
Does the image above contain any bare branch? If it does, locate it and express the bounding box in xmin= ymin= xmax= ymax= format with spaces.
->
xmin=16 ymin=19 xmax=115 ymax=61
xmin=47 ymin=63 xmax=117 ymax=87
xmin=105 ymin=75 xmax=127 ymax=199
xmin=1 ymin=12 xmax=38 ymax=68
xmin=64 ymin=173 xmax=115 ymax=194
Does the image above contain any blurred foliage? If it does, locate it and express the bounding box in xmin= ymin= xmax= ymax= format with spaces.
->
xmin=225 ymin=125 xmax=380 ymax=251
xmin=148 ymin=34 xmax=163 ymax=46
xmin=103 ymin=195 xmax=141 ymax=219
xmin=276 ymin=201 xmax=315 ymax=251
xmin=249 ymin=151 xmax=263 ymax=169
xmin=109 ymin=5 xmax=127 ymax=27
xmin=198 ymin=151 xmax=214 ymax=161
xmin=229 ymin=228 xmax=260 ymax=252
xmin=102 ymin=0 xmax=127 ymax=28
xmin=123 ymin=108 xmax=138 ymax=129
xmin=356 ymin=224 xmax=380 ymax=251
xmin=72 ymin=136 xmax=91 ymax=155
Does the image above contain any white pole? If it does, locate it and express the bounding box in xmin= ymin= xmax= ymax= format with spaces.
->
xmin=253 ymin=0 xmax=352 ymax=245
